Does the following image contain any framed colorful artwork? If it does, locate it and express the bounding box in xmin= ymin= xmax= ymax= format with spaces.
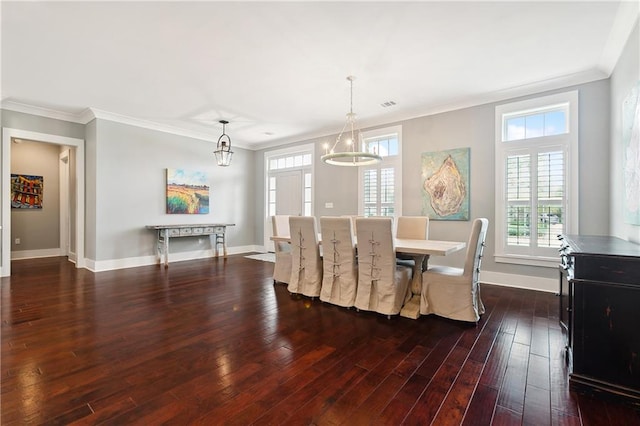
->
xmin=421 ymin=148 xmax=470 ymax=220
xmin=11 ymin=174 xmax=43 ymax=209
xmin=166 ymin=168 xmax=209 ymax=214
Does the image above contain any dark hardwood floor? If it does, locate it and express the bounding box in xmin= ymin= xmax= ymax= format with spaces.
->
xmin=2 ymin=256 xmax=639 ymax=425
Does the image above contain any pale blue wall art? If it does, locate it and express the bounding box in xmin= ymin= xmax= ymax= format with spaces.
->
xmin=421 ymin=148 xmax=470 ymax=221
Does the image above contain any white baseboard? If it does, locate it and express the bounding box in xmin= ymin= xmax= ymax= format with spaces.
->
xmin=480 ymin=270 xmax=557 ymax=293
xmin=11 ymin=248 xmax=65 ymax=260
xmin=86 ymin=245 xmax=262 ymax=272
xmin=9 ymin=245 xmax=556 ymax=294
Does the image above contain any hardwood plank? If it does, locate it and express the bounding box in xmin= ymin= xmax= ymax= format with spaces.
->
xmin=463 ymin=383 xmax=499 ymax=425
xmin=522 ymin=384 xmax=551 ymax=426
xmin=432 ymin=359 xmax=484 ymax=425
xmin=496 ymin=342 xmax=530 ymax=414
xmin=2 ymin=256 xmax=638 ymax=425
xmin=405 ymin=346 xmax=469 ymax=424
xmin=492 ymin=405 xmax=523 ymax=425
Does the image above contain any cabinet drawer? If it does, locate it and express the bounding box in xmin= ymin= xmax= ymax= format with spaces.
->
xmin=212 ymin=226 xmax=224 ymax=233
xmin=192 ymin=227 xmax=204 ymax=235
xmin=179 ymin=228 xmax=192 ymax=236
xmin=168 ymin=228 xmax=181 ymax=237
xmin=204 ymin=227 xmax=214 ymax=233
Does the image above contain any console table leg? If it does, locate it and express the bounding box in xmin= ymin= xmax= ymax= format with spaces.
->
xmin=163 ymin=234 xmax=170 ymax=268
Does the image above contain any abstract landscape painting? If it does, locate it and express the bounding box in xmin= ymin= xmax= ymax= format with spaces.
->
xmin=166 ymin=169 xmax=209 ymax=214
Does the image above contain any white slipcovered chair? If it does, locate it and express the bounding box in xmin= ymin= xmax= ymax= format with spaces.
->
xmin=271 ymin=215 xmax=292 ymax=284
xmin=319 ymin=216 xmax=358 ymax=307
xmin=396 ymin=216 xmax=430 ymax=270
xmin=396 ymin=216 xmax=430 ymax=240
xmin=341 ymin=215 xmax=363 ymax=237
xmin=288 ymin=216 xmax=323 ymax=297
xmin=420 ymin=218 xmax=489 ymax=323
xmin=355 ymin=217 xmax=412 ymax=317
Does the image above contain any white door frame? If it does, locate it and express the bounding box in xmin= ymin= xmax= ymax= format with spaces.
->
xmin=263 ymin=143 xmax=314 ymax=251
xmin=1 ymin=128 xmax=85 ymax=276
xmin=59 ymin=149 xmax=71 ymax=257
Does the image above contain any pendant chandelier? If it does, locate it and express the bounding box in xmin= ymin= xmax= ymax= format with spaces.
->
xmin=321 ymin=76 xmax=382 ymax=167
xmin=214 ymin=120 xmax=234 ymax=167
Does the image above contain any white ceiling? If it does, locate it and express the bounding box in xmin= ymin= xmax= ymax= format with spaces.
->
xmin=1 ymin=1 xmax=638 ymax=150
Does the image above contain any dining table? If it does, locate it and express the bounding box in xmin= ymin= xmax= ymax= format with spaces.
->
xmin=270 ymin=235 xmax=466 ymax=319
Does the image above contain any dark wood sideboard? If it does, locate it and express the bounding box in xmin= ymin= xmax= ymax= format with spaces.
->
xmin=558 ymin=234 xmax=640 ymax=406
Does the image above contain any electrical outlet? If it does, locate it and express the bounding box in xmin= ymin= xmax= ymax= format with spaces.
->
xmin=15 ymin=238 xmax=20 ymax=245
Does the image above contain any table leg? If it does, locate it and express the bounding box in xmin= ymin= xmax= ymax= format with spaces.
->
xmin=155 ymin=230 xmax=162 ymax=265
xmin=400 ymin=254 xmax=429 ymax=319
xmin=222 ymin=233 xmax=227 ymax=258
xmin=163 ymin=233 xmax=169 ymax=268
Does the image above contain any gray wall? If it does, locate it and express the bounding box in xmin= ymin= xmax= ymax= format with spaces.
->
xmin=610 ymin=20 xmax=640 ymax=243
xmin=254 ymin=79 xmax=611 ymax=281
xmin=10 ymin=140 xmax=61 ymax=251
xmin=88 ymin=119 xmax=256 ymax=262
xmin=2 ymin=19 xmax=635 ymax=272
xmin=1 ymin=109 xmax=85 ymax=270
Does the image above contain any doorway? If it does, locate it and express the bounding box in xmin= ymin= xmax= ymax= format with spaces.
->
xmin=1 ymin=128 xmax=85 ymax=277
xmin=263 ymin=144 xmax=314 ymax=251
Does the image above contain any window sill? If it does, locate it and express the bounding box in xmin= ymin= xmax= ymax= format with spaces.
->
xmin=494 ymin=254 xmax=558 ymax=268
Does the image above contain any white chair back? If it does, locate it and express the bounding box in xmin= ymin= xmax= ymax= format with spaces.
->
xmin=272 ymin=215 xmax=290 ymax=251
xmin=319 ymin=217 xmax=357 ymax=307
xmin=341 ymin=215 xmax=363 ymax=237
xmin=420 ymin=217 xmax=489 ymax=322
xmin=355 ymin=217 xmax=411 ymax=316
xmin=396 ymin=216 xmax=429 ymax=240
xmin=271 ymin=215 xmax=292 ymax=284
xmin=463 ymin=217 xmax=489 ymax=281
xmin=288 ymin=216 xmax=322 ymax=297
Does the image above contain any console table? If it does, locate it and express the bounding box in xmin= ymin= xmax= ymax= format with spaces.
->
xmin=558 ymin=234 xmax=640 ymax=405
xmin=146 ymin=224 xmax=234 ymax=267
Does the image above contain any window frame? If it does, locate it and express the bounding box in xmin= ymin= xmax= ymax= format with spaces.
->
xmin=494 ymin=91 xmax=579 ymax=268
xmin=358 ymin=125 xmax=402 ymax=217
xmin=265 ymin=144 xmax=314 ymax=219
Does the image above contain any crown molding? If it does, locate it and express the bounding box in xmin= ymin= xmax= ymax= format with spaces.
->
xmin=0 ymin=101 xmax=251 ymax=149
xmin=0 ymin=65 xmax=613 ymax=152
xmin=598 ymin=2 xmax=639 ymax=75
xmin=1 ymin=99 xmax=86 ymax=124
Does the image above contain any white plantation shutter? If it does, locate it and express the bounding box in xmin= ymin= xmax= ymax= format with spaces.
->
xmin=359 ymin=126 xmax=402 ymax=217
xmin=537 ymin=151 xmax=564 ymax=247
xmin=506 ymin=153 xmax=531 ymax=247
xmin=495 ymin=91 xmax=578 ymax=266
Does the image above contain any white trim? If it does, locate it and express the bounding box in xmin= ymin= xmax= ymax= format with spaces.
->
xmin=11 ymin=248 xmax=65 ymax=260
xmin=59 ymin=149 xmax=70 ymax=257
xmin=1 ymin=128 xmax=85 ymax=277
xmin=494 ymin=91 xmax=579 ymax=265
xmin=263 ymin=143 xmax=315 ymax=249
xmin=494 ymin=254 xmax=558 ymax=269
xmin=1 ymin=100 xmax=88 ymax=124
xmin=86 ymin=245 xmax=261 ymax=272
xmin=481 ymin=270 xmax=557 ymax=293
xmin=89 ymin=108 xmax=253 ymax=149
xmin=0 ymin=102 xmax=252 ymax=150
xmin=598 ymin=3 xmax=640 ymax=75
xmin=358 ymin=125 xmax=403 ymax=217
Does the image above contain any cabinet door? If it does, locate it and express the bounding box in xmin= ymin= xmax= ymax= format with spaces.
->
xmin=558 ymin=265 xmax=571 ymax=348
xmin=572 ymin=279 xmax=640 ymax=391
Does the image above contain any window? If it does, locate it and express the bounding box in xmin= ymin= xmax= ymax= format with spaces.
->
xmin=495 ymin=91 xmax=578 ymax=267
xmin=359 ymin=126 xmax=402 ymax=217
xmin=265 ymin=145 xmax=314 ymax=218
